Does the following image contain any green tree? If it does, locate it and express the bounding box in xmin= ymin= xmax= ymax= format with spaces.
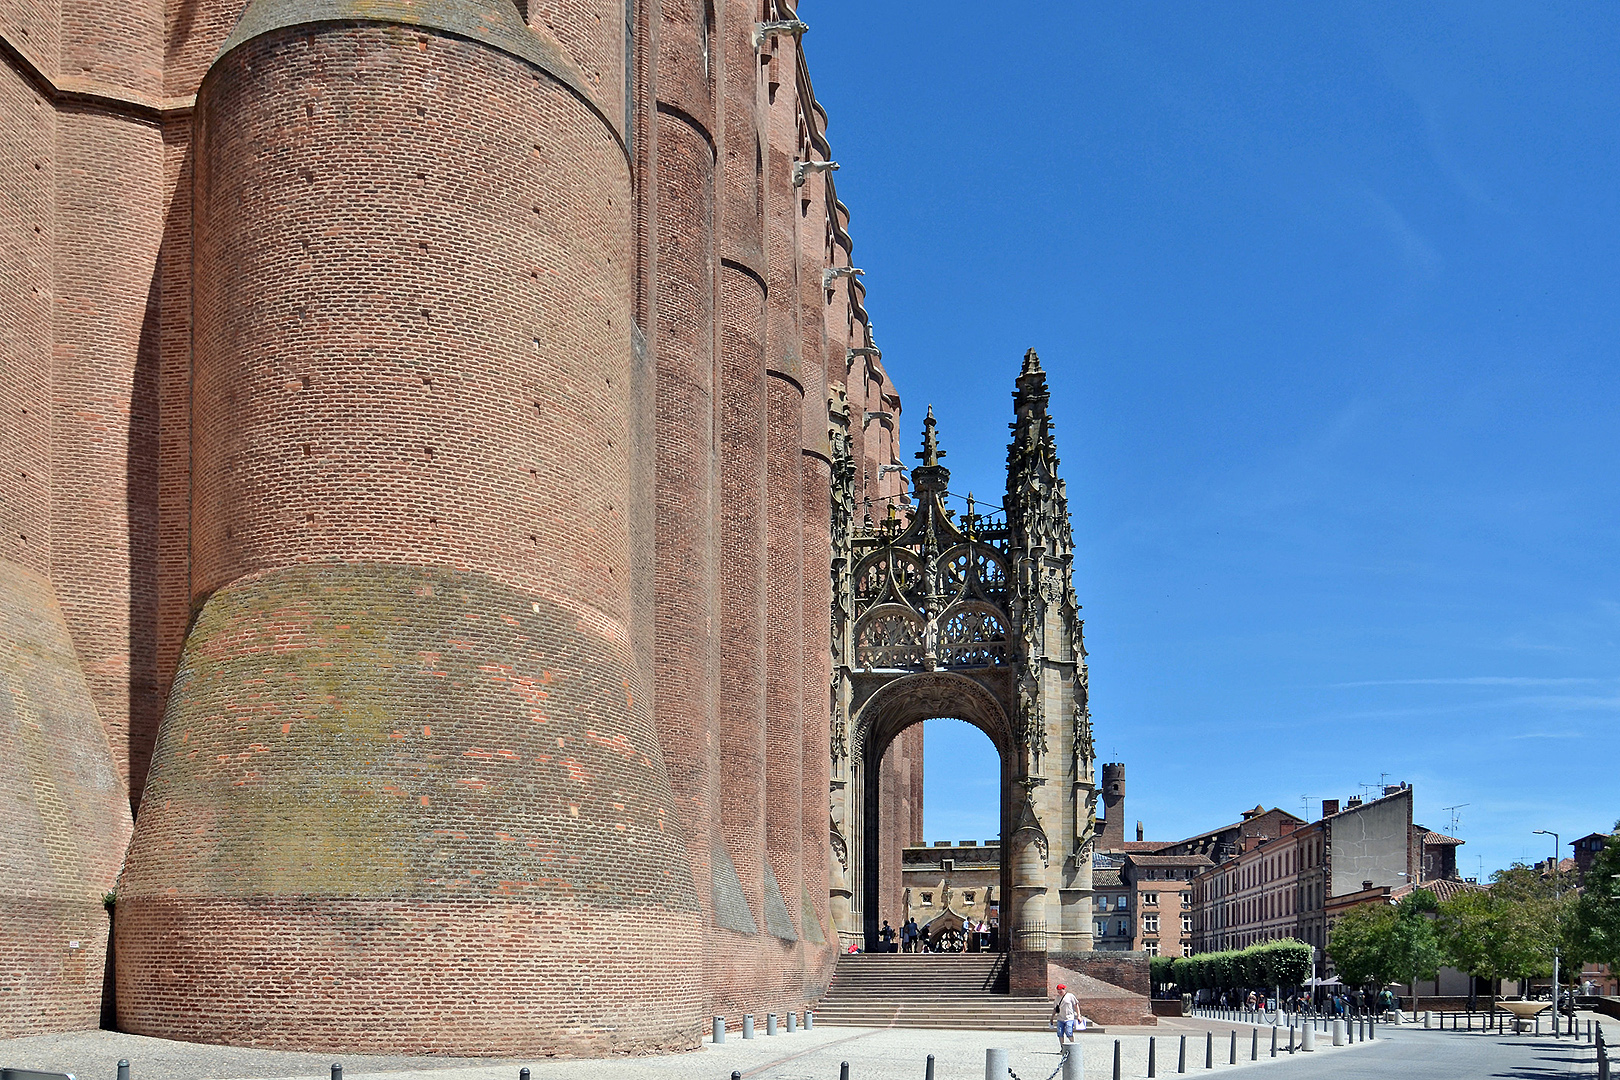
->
xmin=1386 ymin=889 xmax=1444 ymax=1009
xmin=1150 ymin=954 xmax=1174 ymax=989
xmin=1572 ymin=827 xmax=1620 ymax=970
xmin=1268 ymin=940 xmax=1313 ymax=987
xmin=1488 ymin=861 xmax=1583 ymax=985
xmin=1329 ymin=902 xmax=1399 ymax=988
xmin=1436 ymin=889 xmax=1508 ymax=1007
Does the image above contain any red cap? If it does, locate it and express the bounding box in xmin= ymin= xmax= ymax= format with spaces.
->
xmin=1056 ymin=984 xmax=1066 ymax=990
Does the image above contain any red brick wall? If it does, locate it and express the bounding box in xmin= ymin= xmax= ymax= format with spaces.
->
xmin=652 ymin=89 xmax=720 ymax=946
xmin=717 ymin=266 xmax=768 ymax=934
xmin=0 ymin=561 xmax=133 ymax=1037
xmin=528 ymin=0 xmax=624 ymax=133
xmin=113 ymin=22 xmax=707 ymax=1053
xmin=51 ymin=107 xmax=164 ymax=809
xmin=187 ymin=27 xmax=632 ymax=608
xmin=765 ymin=374 xmax=805 ymax=949
xmin=0 ymin=0 xmax=908 ymax=1046
xmin=800 ymin=451 xmax=834 ymax=988
xmin=0 ymin=62 xmax=53 ymax=579
xmin=60 ymin=0 xmax=159 ymax=96
xmin=116 ymin=564 xmax=704 ymax=1053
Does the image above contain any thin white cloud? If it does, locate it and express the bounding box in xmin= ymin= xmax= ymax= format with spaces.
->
xmin=1332 ymin=676 xmax=1603 ymax=688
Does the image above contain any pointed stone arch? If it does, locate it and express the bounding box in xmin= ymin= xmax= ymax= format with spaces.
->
xmin=851 ymin=671 xmax=1015 ymax=951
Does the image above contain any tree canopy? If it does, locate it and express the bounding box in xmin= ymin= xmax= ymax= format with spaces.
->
xmin=1571 ymin=826 xmax=1620 ymax=970
xmin=1327 ymin=888 xmax=1442 ymax=989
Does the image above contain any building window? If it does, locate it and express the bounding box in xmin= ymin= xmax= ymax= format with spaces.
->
xmin=1142 ymin=892 xmax=1158 ymax=906
xmin=1145 ymin=942 xmax=1159 ymax=956
xmin=1182 ymin=915 xmax=1193 ymax=934
xmin=1115 ymin=895 xmax=1129 ymax=910
xmin=920 ymin=892 xmax=932 ymax=905
xmin=1095 ymin=919 xmax=1108 ymax=938
xmin=964 ymin=891 xmax=975 ymax=903
xmin=1095 ymin=896 xmax=1108 ymax=911
xmin=1144 ymin=915 xmax=1159 ymax=933
xmin=1117 ymin=919 xmax=1129 ymax=937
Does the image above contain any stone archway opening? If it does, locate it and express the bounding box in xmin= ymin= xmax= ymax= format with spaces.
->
xmin=908 ymin=717 xmax=1003 ymax=951
xmin=853 ymin=671 xmax=1016 ymax=953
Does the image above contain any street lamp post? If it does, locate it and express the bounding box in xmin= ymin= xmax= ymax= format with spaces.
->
xmin=1532 ymin=830 xmax=1560 ymax=1037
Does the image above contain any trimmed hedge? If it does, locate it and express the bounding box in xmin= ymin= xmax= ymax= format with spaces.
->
xmin=1160 ymin=940 xmax=1312 ymax=992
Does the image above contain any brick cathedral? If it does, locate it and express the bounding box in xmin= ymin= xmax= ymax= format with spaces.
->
xmin=1 ymin=0 xmax=1097 ymax=1056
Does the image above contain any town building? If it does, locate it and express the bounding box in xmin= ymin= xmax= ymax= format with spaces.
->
xmin=1189 ymin=785 xmax=1469 ymax=974
xmin=900 ymin=840 xmax=1002 ymax=947
xmin=1087 ymin=763 xmax=1217 ymax=957
xmin=1119 ymin=851 xmax=1208 ymax=957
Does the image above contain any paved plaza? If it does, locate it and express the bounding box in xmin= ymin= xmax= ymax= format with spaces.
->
xmin=0 ymin=1014 xmax=1604 ymax=1080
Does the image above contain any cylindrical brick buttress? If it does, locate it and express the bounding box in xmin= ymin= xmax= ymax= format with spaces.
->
xmin=115 ymin=1 xmax=703 ymax=1055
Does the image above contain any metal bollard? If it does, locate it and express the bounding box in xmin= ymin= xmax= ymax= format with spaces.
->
xmin=714 ymin=1016 xmax=726 ymax=1044
xmin=841 ymin=1063 xmax=850 ymax=1080
xmin=1288 ymin=1027 xmax=1296 ymax=1054
xmin=807 ymin=1010 xmax=815 ymax=1030
xmin=1424 ymin=1011 xmax=1432 ymax=1029
xmin=1271 ymin=1026 xmax=1278 ymax=1056
xmin=927 ymin=1054 xmax=936 ymax=1080
xmin=743 ymin=1014 xmax=754 ymax=1040
xmin=1178 ymin=1034 xmax=1187 ymax=1073
xmin=1229 ymin=1030 xmax=1237 ymax=1065
xmin=1302 ymin=1025 xmax=1316 ymax=1052
xmin=1205 ymin=1031 xmax=1213 ymax=1069
xmin=1332 ymin=1019 xmax=1345 ymax=1046
xmin=1112 ymin=1040 xmax=1121 ymax=1080
xmin=519 ymin=1070 xmax=529 ymax=1080
xmin=332 ymin=1065 xmax=343 ymax=1080
xmin=1148 ymin=1035 xmax=1156 ymax=1078
xmin=118 ymin=1062 xmax=130 ymax=1080
xmin=1251 ymin=1027 xmax=1258 ymax=1059
xmin=787 ymin=1011 xmax=797 ymax=1033
xmin=732 ymin=1073 xmax=741 ymax=1080
xmin=1062 ymin=1046 xmax=1082 ymax=1080
xmin=985 ymin=1048 xmax=1009 ymax=1080
xmin=766 ymin=1013 xmax=778 ymax=1036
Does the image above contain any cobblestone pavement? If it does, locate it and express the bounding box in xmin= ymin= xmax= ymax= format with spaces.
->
xmin=0 ymin=1014 xmax=1603 ymax=1080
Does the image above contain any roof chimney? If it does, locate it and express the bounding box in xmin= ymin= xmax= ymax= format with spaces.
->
xmin=1322 ymin=799 xmax=1340 ymax=817
xmin=1136 ymin=821 xmax=1144 ymax=842
xmin=1362 ymin=880 xmax=1374 ymax=892
xmin=1383 ymin=785 xmax=1401 ymax=796
xmin=1347 ymin=796 xmax=1363 ymax=809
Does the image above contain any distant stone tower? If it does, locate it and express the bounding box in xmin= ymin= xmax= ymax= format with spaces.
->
xmin=1099 ymin=762 xmax=1127 ymax=847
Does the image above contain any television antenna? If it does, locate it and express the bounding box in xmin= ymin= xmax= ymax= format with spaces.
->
xmin=1301 ymin=794 xmax=1313 ymax=820
xmin=1441 ymin=803 xmax=1468 ymax=836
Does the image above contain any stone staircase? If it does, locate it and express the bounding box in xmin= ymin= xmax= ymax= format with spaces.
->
xmin=812 ymin=953 xmax=1063 ymax=1031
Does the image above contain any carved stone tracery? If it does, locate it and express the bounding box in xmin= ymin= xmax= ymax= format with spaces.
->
xmin=828 ymin=352 xmax=1094 ymax=953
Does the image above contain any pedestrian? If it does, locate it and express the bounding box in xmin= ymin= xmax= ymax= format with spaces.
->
xmin=1052 ymin=983 xmax=1088 ymax=1052
xmin=879 ymin=920 xmax=896 ymax=952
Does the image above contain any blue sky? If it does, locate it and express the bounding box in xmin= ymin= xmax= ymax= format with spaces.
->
xmin=805 ymin=3 xmax=1620 ymax=877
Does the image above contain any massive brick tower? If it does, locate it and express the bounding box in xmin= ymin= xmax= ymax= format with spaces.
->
xmin=0 ymin=0 xmax=925 ymax=1054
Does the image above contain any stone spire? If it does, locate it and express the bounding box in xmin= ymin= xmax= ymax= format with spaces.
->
xmin=1005 ymin=350 xmax=1070 ymax=557
xmin=911 ymin=405 xmax=948 ymax=496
